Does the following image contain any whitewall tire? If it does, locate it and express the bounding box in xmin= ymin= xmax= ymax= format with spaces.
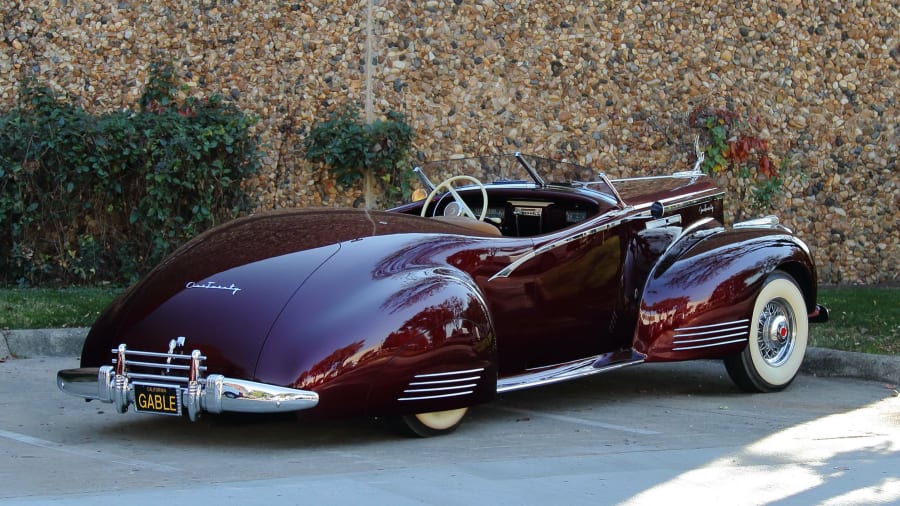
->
xmin=391 ymin=407 xmax=469 ymax=437
xmin=725 ymin=272 xmax=808 ymax=392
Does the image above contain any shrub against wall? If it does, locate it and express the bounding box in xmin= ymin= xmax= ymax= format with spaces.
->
xmin=689 ymin=104 xmax=794 ymax=222
xmin=0 ymin=64 xmax=261 ymax=286
xmin=304 ymin=103 xmax=415 ymax=208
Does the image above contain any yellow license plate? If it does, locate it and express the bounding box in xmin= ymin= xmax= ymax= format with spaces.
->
xmin=133 ymin=383 xmax=181 ymax=416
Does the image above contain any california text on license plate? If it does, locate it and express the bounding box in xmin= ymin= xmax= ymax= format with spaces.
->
xmin=133 ymin=383 xmax=182 ymax=416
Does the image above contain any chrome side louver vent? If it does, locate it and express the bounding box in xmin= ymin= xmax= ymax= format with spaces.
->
xmin=398 ymin=368 xmax=485 ymax=402
xmin=672 ymin=319 xmax=750 ymax=351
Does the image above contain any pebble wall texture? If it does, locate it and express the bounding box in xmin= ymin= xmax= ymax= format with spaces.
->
xmin=1 ymin=0 xmax=897 ymax=285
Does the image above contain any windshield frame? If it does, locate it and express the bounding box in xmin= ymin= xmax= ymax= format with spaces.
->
xmin=414 ymin=153 xmax=625 ymax=209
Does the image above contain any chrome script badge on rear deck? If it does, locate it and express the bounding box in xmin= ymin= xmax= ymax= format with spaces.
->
xmin=185 ymin=280 xmax=242 ymax=295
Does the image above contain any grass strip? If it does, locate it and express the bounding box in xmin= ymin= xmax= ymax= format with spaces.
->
xmin=1 ymin=287 xmax=121 ymax=330
xmin=811 ymin=286 xmax=899 ymax=356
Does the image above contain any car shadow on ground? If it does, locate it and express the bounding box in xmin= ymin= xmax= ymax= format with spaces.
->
xmin=83 ymin=359 xmax=752 ymax=449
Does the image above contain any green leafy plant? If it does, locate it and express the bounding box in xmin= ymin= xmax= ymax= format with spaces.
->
xmin=689 ymin=105 xmax=787 ymax=213
xmin=303 ymin=103 xmax=415 ymax=208
xmin=0 ymin=63 xmax=261 ymax=286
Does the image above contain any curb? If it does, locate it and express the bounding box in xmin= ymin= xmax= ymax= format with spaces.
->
xmin=2 ymin=327 xmax=898 ymax=385
xmin=1 ymin=327 xmax=90 ymax=360
xmin=802 ymin=347 xmax=899 ymax=385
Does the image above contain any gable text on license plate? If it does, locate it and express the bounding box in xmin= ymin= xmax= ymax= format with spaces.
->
xmin=134 ymin=383 xmax=181 ymax=416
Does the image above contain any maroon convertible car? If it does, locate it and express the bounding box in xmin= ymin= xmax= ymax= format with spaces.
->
xmin=58 ymin=152 xmax=828 ymax=436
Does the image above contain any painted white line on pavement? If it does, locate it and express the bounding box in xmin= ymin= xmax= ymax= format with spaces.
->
xmin=490 ymin=406 xmax=661 ymax=435
xmin=0 ymin=429 xmax=180 ymax=473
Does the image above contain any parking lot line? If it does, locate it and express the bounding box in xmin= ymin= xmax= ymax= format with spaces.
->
xmin=490 ymin=406 xmax=661 ymax=435
xmin=0 ymin=429 xmax=180 ymax=473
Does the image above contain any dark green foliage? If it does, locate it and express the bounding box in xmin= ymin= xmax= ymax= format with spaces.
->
xmin=0 ymin=63 xmax=261 ymax=286
xmin=303 ymin=103 xmax=415 ymax=204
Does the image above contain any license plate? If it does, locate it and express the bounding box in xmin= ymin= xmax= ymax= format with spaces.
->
xmin=133 ymin=383 xmax=182 ymax=416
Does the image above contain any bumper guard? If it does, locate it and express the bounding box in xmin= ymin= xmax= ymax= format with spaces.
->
xmin=57 ymin=344 xmax=318 ymax=421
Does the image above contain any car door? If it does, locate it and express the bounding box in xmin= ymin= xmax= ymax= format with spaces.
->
xmin=481 ymin=217 xmax=627 ymax=375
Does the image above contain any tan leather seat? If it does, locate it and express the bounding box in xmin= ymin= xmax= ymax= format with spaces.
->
xmin=433 ymin=215 xmax=502 ymax=236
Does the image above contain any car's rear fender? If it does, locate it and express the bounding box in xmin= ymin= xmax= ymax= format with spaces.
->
xmin=365 ymin=267 xmax=498 ymax=417
xmin=254 ymin=255 xmax=498 ymax=418
xmin=634 ymin=222 xmax=818 ymax=362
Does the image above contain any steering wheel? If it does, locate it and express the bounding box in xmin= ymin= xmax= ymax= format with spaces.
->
xmin=420 ymin=175 xmax=488 ymax=221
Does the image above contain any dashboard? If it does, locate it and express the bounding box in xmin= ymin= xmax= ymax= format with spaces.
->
xmin=441 ymin=196 xmax=599 ymax=237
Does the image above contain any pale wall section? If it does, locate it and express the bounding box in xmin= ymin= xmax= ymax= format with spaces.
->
xmin=1 ymin=1 xmax=897 ymax=284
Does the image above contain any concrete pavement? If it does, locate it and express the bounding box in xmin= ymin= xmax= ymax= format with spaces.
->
xmin=2 ymin=327 xmax=898 ymax=384
xmin=2 ymin=356 xmax=898 ymax=505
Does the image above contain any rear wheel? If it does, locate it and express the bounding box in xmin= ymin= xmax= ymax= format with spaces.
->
xmin=390 ymin=407 xmax=469 ymax=437
xmin=725 ymin=272 xmax=808 ymax=392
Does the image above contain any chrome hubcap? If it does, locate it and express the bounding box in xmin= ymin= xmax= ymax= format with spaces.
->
xmin=757 ymin=298 xmax=795 ymax=366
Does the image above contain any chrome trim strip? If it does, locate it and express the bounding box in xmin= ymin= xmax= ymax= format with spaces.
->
xmin=609 ymin=174 xmax=702 ymax=182
xmin=125 ymin=372 xmax=192 ymax=383
xmin=673 ymin=326 xmax=749 ymax=338
xmin=121 ymin=360 xmax=190 ymax=370
xmin=645 ymin=215 xmax=682 ymax=229
xmin=397 ymin=368 xmax=485 ymax=402
xmin=672 ymin=319 xmax=750 ymax=347
xmin=628 ymin=190 xmax=725 ymax=211
xmin=676 ymin=319 xmax=750 ymax=330
xmin=409 ymin=376 xmax=482 ymax=386
xmin=413 ymin=368 xmax=485 ymax=378
xmin=113 ymin=360 xmax=208 ymax=373
xmin=398 ymin=391 xmax=474 ymax=402
xmin=733 ymin=215 xmax=780 ymax=229
xmin=111 ymin=348 xmax=207 ymax=361
xmin=497 ymin=355 xmax=644 ymax=394
xmin=733 ymin=216 xmax=792 ymax=234
xmin=672 ymin=338 xmax=747 ymax=351
xmin=403 ymin=384 xmax=478 ymax=394
xmin=673 ymin=332 xmax=749 ymax=344
xmin=610 ymin=175 xmax=703 ymax=183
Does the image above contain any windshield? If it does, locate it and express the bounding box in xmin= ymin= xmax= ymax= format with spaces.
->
xmin=415 ymin=153 xmax=620 ymax=203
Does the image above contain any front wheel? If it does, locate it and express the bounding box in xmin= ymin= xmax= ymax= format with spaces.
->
xmin=725 ymin=272 xmax=809 ymax=393
xmin=389 ymin=407 xmax=469 ymax=437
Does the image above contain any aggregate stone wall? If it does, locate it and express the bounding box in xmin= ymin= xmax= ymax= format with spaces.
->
xmin=1 ymin=0 xmax=897 ymax=285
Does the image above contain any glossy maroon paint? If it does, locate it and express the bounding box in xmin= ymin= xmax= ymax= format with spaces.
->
xmin=78 ymin=163 xmax=821 ymax=418
xmin=634 ymin=228 xmax=818 ymax=361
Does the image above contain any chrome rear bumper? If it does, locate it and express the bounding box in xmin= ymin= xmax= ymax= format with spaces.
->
xmin=57 ymin=344 xmax=318 ymax=421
